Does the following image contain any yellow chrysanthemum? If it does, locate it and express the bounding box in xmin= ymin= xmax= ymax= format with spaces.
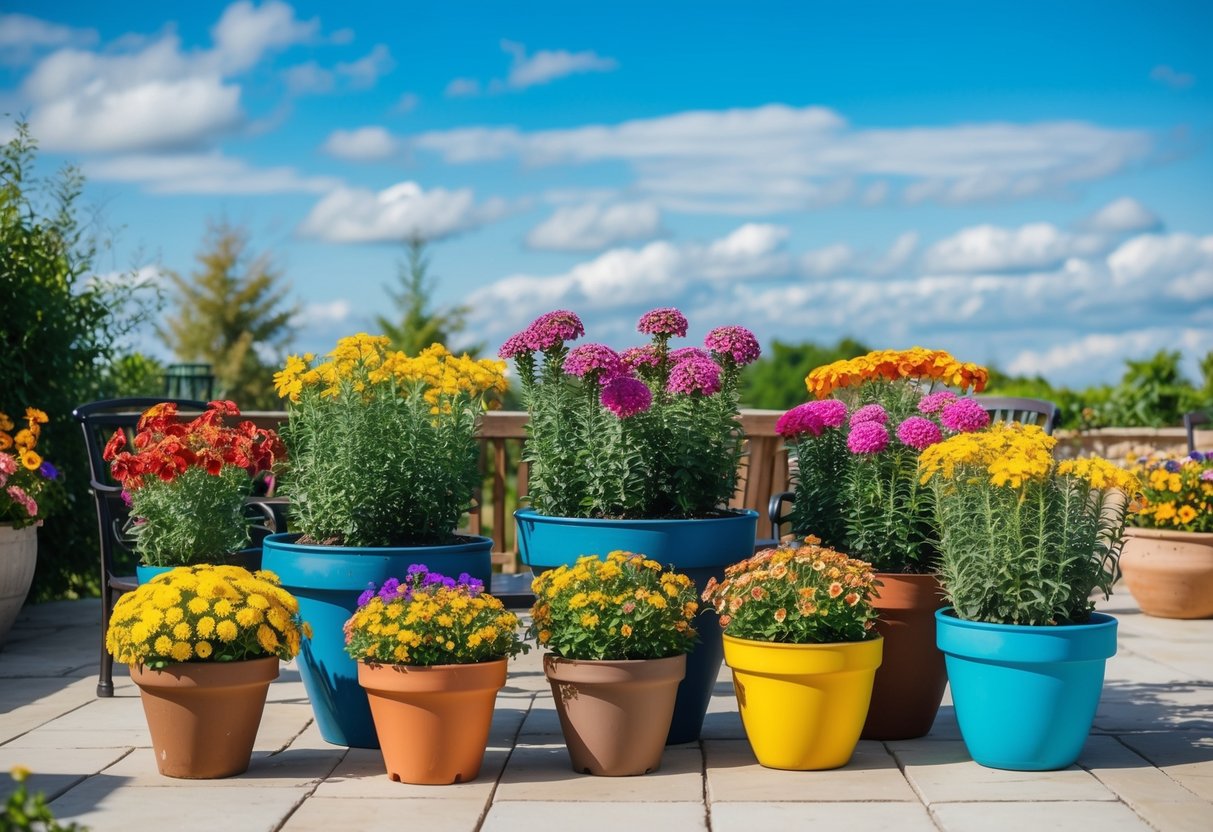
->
xmin=195 ymin=641 xmax=213 ymax=659
xmin=215 ymin=619 xmax=239 ymax=642
xmin=170 ymin=641 xmax=192 ymax=662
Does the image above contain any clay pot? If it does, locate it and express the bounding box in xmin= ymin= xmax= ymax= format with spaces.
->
xmin=130 ymin=656 xmax=279 ymax=778
xmin=358 ymin=659 xmax=507 ymax=785
xmin=0 ymin=524 xmax=37 ymax=648
xmin=860 ymin=572 xmax=949 ymax=740
xmin=544 ymin=653 xmax=685 ymax=776
xmin=1120 ymin=527 xmax=1213 ymax=619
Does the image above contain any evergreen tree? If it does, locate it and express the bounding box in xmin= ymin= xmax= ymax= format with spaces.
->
xmin=160 ymin=222 xmax=297 ymax=409
xmin=375 ymin=236 xmax=483 ymax=356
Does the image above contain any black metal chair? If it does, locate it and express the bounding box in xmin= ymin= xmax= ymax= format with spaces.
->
xmin=1184 ymin=411 xmax=1210 ymax=453
xmin=976 ymin=396 xmax=1060 ymax=435
xmin=73 ymin=398 xmax=280 ymax=697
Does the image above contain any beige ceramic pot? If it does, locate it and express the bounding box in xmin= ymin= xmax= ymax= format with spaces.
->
xmin=1120 ymin=526 xmax=1213 ymax=619
xmin=0 ymin=523 xmax=38 ymax=647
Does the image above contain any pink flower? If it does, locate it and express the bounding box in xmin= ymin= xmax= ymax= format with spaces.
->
xmin=600 ymin=376 xmax=653 ymax=418
xmin=850 ymin=404 xmax=888 ymax=426
xmin=621 ymin=345 xmax=661 ymax=371
xmin=776 ymin=404 xmax=824 ymax=439
xmin=847 ymin=422 xmax=889 ymax=454
xmin=0 ymin=454 xmax=15 ymax=476
xmin=637 ymin=307 xmax=689 ymax=338
xmin=670 ymin=347 xmax=710 ymax=363
xmin=705 ymin=326 xmax=761 ymax=366
xmin=809 ymin=399 xmax=848 ymax=428
xmin=497 ymin=332 xmax=533 ymax=359
xmin=896 ymin=416 xmax=943 ymax=450
xmin=918 ymin=390 xmax=958 ymax=414
xmin=6 ymin=485 xmax=37 ymax=517
xmin=940 ymin=398 xmax=991 ymax=433
xmin=1200 ymin=470 xmax=1213 ymax=482
xmin=525 ymin=310 xmax=585 ymax=351
xmin=667 ymin=356 xmax=722 ymax=396
xmin=563 ymin=343 xmax=624 ymax=381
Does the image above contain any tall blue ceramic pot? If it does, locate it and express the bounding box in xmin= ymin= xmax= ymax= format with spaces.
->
xmin=936 ymin=608 xmax=1117 ymax=771
xmin=515 ymin=507 xmax=759 ymax=745
xmin=261 ymin=532 xmax=494 ymax=748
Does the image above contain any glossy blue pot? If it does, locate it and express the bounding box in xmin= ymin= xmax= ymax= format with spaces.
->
xmin=135 ymin=548 xmax=262 ymax=584
xmin=936 ymin=608 xmax=1117 ymax=771
xmin=261 ymin=533 xmax=493 ymax=748
xmin=515 ymin=508 xmax=759 ymax=744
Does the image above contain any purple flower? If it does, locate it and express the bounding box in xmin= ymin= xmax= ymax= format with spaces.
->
xmin=848 ymin=421 xmax=890 ymax=455
xmin=670 ymin=347 xmax=710 ymax=363
xmin=776 ymin=403 xmax=824 ymax=439
xmin=918 ymin=390 xmax=958 ymax=414
xmin=809 ymin=399 xmax=849 ymax=428
xmin=896 ymin=416 xmax=943 ymax=450
xmin=378 ymin=577 xmax=402 ymax=602
xmin=38 ymin=460 xmax=59 ymax=480
xmin=564 ymin=343 xmax=625 ymax=380
xmin=940 ymin=398 xmax=991 ymax=433
xmin=1164 ymin=460 xmax=1182 ymax=473
xmin=704 ymin=326 xmax=761 ymax=366
xmin=1188 ymin=450 xmax=1206 ymax=462
xmin=357 ymin=586 xmax=375 ymax=607
xmin=851 ymin=404 xmax=888 ymax=426
xmin=667 ymin=355 xmax=722 ymax=396
xmin=600 ymin=376 xmax=653 ymax=418
xmin=525 ymin=310 xmax=585 ymax=351
xmin=621 ymin=345 xmax=661 ymax=371
xmin=637 ymin=307 xmax=689 ymax=338
xmin=498 ymin=332 xmax=533 ymax=359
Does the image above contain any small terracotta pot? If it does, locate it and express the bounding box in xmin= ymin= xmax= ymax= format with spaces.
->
xmin=861 ymin=572 xmax=949 ymax=740
xmin=1120 ymin=527 xmax=1213 ymax=619
xmin=130 ymin=656 xmax=279 ymax=778
xmin=544 ymin=653 xmax=686 ymax=776
xmin=358 ymin=659 xmax=507 ymax=785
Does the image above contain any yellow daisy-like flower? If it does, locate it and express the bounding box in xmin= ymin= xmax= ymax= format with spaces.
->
xmin=216 ymin=619 xmax=239 ymax=642
xmin=187 ymin=596 xmax=210 ymax=615
xmin=154 ymin=635 xmax=173 ymax=655
xmin=195 ymin=641 xmax=213 ymax=659
xmin=172 ymin=621 xmax=192 ymax=640
xmin=256 ymin=625 xmax=279 ymax=654
xmin=170 ymin=641 xmax=192 ymax=662
xmin=236 ymin=607 xmax=263 ymax=627
xmin=196 ymin=616 xmax=216 ymax=638
xmin=19 ymin=449 xmax=41 ymax=470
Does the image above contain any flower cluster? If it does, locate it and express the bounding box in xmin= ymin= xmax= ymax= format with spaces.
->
xmin=921 ymin=422 xmax=1141 ymax=625
xmin=702 ymin=538 xmax=879 ymax=644
xmin=1128 ymin=451 xmax=1213 ymax=533
xmin=806 ymin=347 xmax=989 ymax=400
xmin=0 ymin=408 xmax=57 ymax=527
xmin=530 ymin=552 xmax=700 ymax=660
xmin=276 ymin=335 xmax=507 ymax=547
xmin=501 ymin=308 xmax=760 ymax=518
xmin=105 ymin=565 xmax=308 ymax=669
xmin=102 ymin=402 xmax=285 ymax=566
xmin=344 ymin=566 xmax=525 ymax=666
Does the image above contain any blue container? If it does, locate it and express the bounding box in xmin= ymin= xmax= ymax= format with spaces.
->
xmin=261 ymin=533 xmax=493 ymax=749
xmin=936 ymin=608 xmax=1117 ymax=770
xmin=135 ymin=549 xmax=262 ymax=584
xmin=515 ymin=508 xmax=759 ymax=745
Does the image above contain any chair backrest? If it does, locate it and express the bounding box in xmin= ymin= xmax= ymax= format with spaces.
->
xmin=1185 ymin=411 xmax=1210 ymax=452
xmin=976 ymin=396 xmax=1060 ymax=435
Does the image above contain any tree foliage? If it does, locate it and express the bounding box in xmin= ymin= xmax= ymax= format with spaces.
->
xmin=375 ymin=236 xmax=482 ymax=356
xmin=740 ymin=337 xmax=871 ymax=409
xmin=160 ymin=221 xmax=297 ymax=409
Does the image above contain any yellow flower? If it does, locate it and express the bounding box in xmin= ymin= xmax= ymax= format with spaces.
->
xmin=170 ymin=641 xmax=192 ymax=662
xmin=195 ymin=641 xmax=213 ymax=659
xmin=196 ymin=616 xmax=216 ymax=638
xmin=236 ymin=607 xmax=263 ymax=627
xmin=1177 ymin=505 xmax=1198 ymax=524
xmin=216 ymin=620 xmax=239 ymax=642
xmin=19 ymin=449 xmax=41 ymax=470
xmin=154 ymin=635 xmax=173 ymax=654
xmin=256 ymin=625 xmax=279 ymax=653
xmin=172 ymin=622 xmax=192 ymax=640
xmin=187 ymin=597 xmax=209 ymax=615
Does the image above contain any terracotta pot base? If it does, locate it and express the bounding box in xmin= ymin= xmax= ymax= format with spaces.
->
xmin=1120 ymin=527 xmax=1213 ymax=619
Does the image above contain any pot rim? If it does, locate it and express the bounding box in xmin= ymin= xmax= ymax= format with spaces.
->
xmin=262 ymin=531 xmax=495 ymax=553
xmin=358 ymin=657 xmax=509 ymax=672
xmin=129 ymin=654 xmax=281 ymax=682
xmin=721 ymin=632 xmax=883 ymax=650
xmin=542 ymin=652 xmax=689 ymax=667
xmin=1125 ymin=525 xmax=1213 ymax=543
xmin=514 ymin=507 xmax=759 ymax=527
xmin=936 ymin=607 xmax=1117 ymax=631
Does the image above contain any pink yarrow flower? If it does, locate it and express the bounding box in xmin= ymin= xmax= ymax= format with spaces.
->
xmin=809 ymin=399 xmax=849 ymax=428
xmin=704 ymin=326 xmax=761 ymax=366
xmin=621 ymin=345 xmax=661 ymax=371
xmin=776 ymin=403 xmax=824 ymax=439
xmin=918 ymin=390 xmax=958 ymax=414
xmin=940 ymin=398 xmax=991 ymax=433
xmin=850 ymin=403 xmax=889 ymax=426
xmin=896 ymin=416 xmax=944 ymax=450
xmin=497 ymin=331 xmax=533 ymax=359
xmin=525 ymin=310 xmax=585 ymax=351
xmin=670 ymin=347 xmax=710 ymax=363
xmin=637 ymin=307 xmax=689 ymax=338
xmin=600 ymin=376 xmax=653 ymax=418
xmin=847 ymin=421 xmax=890 ymax=455
xmin=0 ymin=454 xmax=15 ymax=476
xmin=564 ymin=343 xmax=624 ymax=380
xmin=6 ymin=485 xmax=37 ymax=517
xmin=667 ymin=355 xmax=722 ymax=396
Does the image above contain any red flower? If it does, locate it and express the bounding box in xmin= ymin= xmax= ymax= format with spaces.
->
xmin=102 ymin=430 xmax=126 ymax=461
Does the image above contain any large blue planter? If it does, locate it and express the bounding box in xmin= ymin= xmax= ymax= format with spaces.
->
xmin=261 ymin=533 xmax=493 ymax=748
xmin=936 ymin=608 xmax=1117 ymax=771
xmin=516 ymin=508 xmax=759 ymax=745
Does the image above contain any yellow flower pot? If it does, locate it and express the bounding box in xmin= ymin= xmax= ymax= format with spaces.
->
xmin=723 ymin=633 xmax=883 ymax=770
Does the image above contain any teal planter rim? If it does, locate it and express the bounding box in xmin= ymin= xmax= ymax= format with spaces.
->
xmin=514 ymin=507 xmax=759 ymax=528
xmin=935 ymin=607 xmax=1117 ymax=633
xmin=262 ymin=531 xmax=494 ymax=554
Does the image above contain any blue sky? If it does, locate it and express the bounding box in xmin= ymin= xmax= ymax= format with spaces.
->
xmin=2 ymin=0 xmax=1211 ymax=387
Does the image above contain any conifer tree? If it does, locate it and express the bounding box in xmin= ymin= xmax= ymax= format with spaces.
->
xmin=375 ymin=236 xmax=483 ymax=356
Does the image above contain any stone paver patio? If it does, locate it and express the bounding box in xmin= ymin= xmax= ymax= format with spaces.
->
xmin=1 ymin=587 xmax=1210 ymax=831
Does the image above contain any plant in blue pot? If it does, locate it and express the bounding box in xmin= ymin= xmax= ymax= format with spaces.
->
xmin=501 ymin=308 xmax=761 ymax=743
xmin=920 ymin=423 xmax=1142 ymax=770
xmin=263 ymin=334 xmax=507 ymax=748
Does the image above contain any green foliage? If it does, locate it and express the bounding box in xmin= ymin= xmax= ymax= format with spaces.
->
xmin=98 ymin=352 xmax=166 ymax=398
xmin=127 ymin=467 xmax=252 ymax=566
xmin=3 ymin=767 xmax=86 ymax=831
xmin=375 ymin=236 xmax=484 ymax=357
xmin=841 ymin=447 xmax=935 ymax=572
xmin=741 ymin=337 xmax=870 ymax=409
xmin=160 ymin=221 xmax=297 ymax=409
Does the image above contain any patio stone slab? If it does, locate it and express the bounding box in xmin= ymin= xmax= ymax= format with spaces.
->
xmin=97 ymin=744 xmax=345 ymax=787
xmin=712 ymin=801 xmax=937 ymax=831
xmin=0 ymin=746 xmax=133 ymax=801
xmin=704 ymin=740 xmax=917 ymax=802
xmin=283 ymin=797 xmax=489 ymax=830
xmin=1115 ymin=731 xmax=1213 ymax=800
xmin=311 ymin=747 xmax=507 ymax=800
xmin=494 ymin=743 xmax=703 ymax=802
xmin=481 ymin=801 xmax=708 ymax=832
xmin=931 ymin=800 xmax=1153 ymax=832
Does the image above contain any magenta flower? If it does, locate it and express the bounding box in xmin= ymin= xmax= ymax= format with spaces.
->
xmin=705 ymin=326 xmax=761 ymax=366
xmin=670 ymin=347 xmax=710 ymax=363
xmin=564 ymin=343 xmax=625 ymax=380
xmin=601 ymin=376 xmax=653 ymax=418
xmin=896 ymin=416 xmax=944 ymax=450
xmin=850 ymin=403 xmax=889 ymax=426
xmin=776 ymin=403 xmax=825 ymax=439
xmin=918 ymin=390 xmax=958 ymax=414
xmin=808 ymin=399 xmax=849 ymax=428
xmin=847 ymin=421 xmax=890 ymax=455
xmin=6 ymin=485 xmax=37 ymax=517
xmin=940 ymin=398 xmax=991 ymax=433
xmin=621 ymin=345 xmax=661 ymax=371
xmin=638 ymin=307 xmax=689 ymax=338
xmin=1200 ymin=469 xmax=1213 ymax=482
xmin=667 ymin=355 xmax=722 ymax=396
xmin=498 ymin=331 xmax=533 ymax=359
xmin=525 ymin=310 xmax=585 ymax=351
xmin=0 ymin=454 xmax=15 ymax=476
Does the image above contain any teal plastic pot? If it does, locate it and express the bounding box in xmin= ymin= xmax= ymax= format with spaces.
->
xmin=515 ymin=508 xmax=759 ymax=744
xmin=261 ymin=533 xmax=493 ymax=748
xmin=936 ymin=608 xmax=1117 ymax=770
xmin=135 ymin=549 xmax=262 ymax=584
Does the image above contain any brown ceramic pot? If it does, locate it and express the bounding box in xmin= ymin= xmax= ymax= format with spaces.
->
xmin=130 ymin=656 xmax=278 ymax=778
xmin=545 ymin=653 xmax=686 ymax=776
xmin=358 ymin=658 xmax=507 ymax=785
xmin=860 ymin=572 xmax=949 ymax=740
xmin=1120 ymin=527 xmax=1213 ymax=619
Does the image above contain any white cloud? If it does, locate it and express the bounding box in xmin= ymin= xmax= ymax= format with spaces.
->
xmin=294 ymin=298 xmax=352 ymax=327
xmin=445 ymin=77 xmax=481 ymax=97
xmin=393 ymin=92 xmax=419 ymax=114
xmin=412 ymin=105 xmax=1153 ymax=213
xmin=85 ymin=152 xmax=340 ymax=194
xmin=207 ymin=0 xmax=318 ymax=74
xmin=800 ymin=244 xmax=854 ymax=277
xmin=871 ymin=232 xmax=920 ymax=275
xmin=526 ymin=202 xmax=662 ymax=251
xmin=297 ymin=181 xmax=510 ymax=243
xmin=322 ymin=126 xmax=401 ymax=161
xmin=1081 ymin=196 xmax=1161 ymax=234
xmin=336 ymin=44 xmax=394 ymax=89
xmin=1106 ymin=233 xmax=1213 ymax=300
xmin=283 ymin=45 xmax=395 ymax=96
xmin=923 ymin=222 xmax=1107 ymax=273
xmin=1150 ymin=65 xmax=1195 ymax=89
xmin=282 ymin=61 xmax=335 ymax=94
xmin=496 ymin=40 xmax=617 ymax=90
xmin=0 ymin=13 xmax=97 ymax=65
xmin=1008 ymin=328 xmax=1213 ymax=379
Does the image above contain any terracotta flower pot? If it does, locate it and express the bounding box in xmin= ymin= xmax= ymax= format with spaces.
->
xmin=0 ymin=524 xmax=37 ymax=648
xmin=544 ymin=653 xmax=686 ymax=776
xmin=358 ymin=659 xmax=507 ymax=785
xmin=1120 ymin=526 xmax=1213 ymax=619
xmin=860 ymin=572 xmax=949 ymax=740
xmin=130 ymin=656 xmax=279 ymax=778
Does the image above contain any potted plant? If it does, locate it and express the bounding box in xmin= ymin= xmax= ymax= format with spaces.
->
xmin=920 ymin=423 xmax=1141 ymax=770
xmin=105 ymin=564 xmax=307 ymax=778
xmin=531 ymin=552 xmax=699 ymax=775
xmin=502 ymin=308 xmax=761 ymax=743
xmin=702 ymin=539 xmax=882 ymax=770
xmin=344 ymin=565 xmax=526 ymax=784
xmin=0 ymin=407 xmax=58 ymax=646
xmin=263 ymin=334 xmax=507 ymax=748
xmin=101 ymin=400 xmax=285 ymax=582
xmin=1119 ymin=450 xmax=1213 ymax=618
xmin=775 ymin=348 xmax=989 ymax=739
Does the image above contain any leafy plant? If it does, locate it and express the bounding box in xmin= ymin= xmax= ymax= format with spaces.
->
xmin=1128 ymin=451 xmax=1213 ymax=533
xmin=0 ymin=408 xmax=61 ymax=527
xmin=741 ymin=337 xmax=871 ymax=409
xmin=3 ymin=766 xmax=86 ymax=831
